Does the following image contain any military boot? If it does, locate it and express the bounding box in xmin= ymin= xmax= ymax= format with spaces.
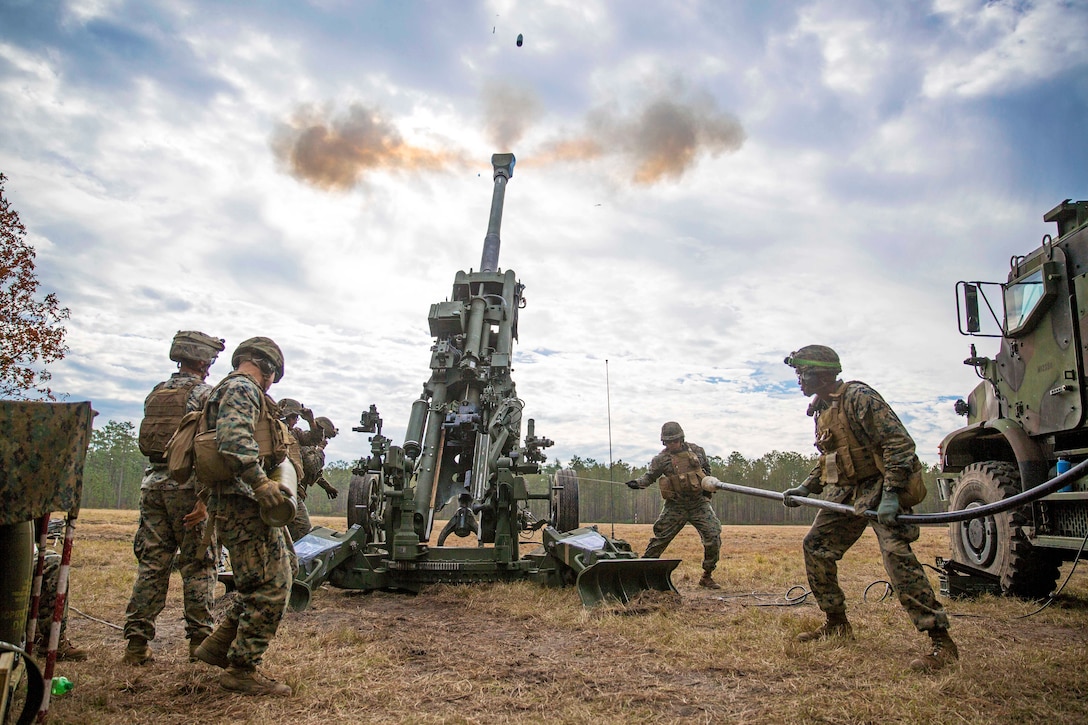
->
xmin=188 ymin=631 xmax=211 ymax=662
xmin=796 ymin=614 xmax=854 ymax=643
xmin=122 ymin=637 xmax=153 ymax=666
xmin=219 ymin=666 xmax=291 ymax=696
xmin=909 ymin=629 xmax=959 ymax=672
xmin=698 ymin=571 xmax=721 ymax=590
xmin=56 ymin=637 xmax=89 ymax=662
xmin=193 ymin=620 xmax=238 ymax=669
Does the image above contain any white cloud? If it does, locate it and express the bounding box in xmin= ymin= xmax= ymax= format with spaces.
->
xmin=1 ymin=0 xmax=1083 ymax=476
xmin=924 ymin=0 xmax=1088 ymax=98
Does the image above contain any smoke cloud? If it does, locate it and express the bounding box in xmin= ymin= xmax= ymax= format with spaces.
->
xmin=538 ymin=95 xmax=746 ymax=185
xmin=270 ymin=104 xmax=469 ymax=190
xmin=481 ymin=81 xmax=543 ymax=151
xmin=273 ymin=91 xmax=745 ymax=190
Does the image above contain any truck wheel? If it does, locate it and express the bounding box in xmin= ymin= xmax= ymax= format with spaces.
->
xmin=949 ymin=461 xmax=1060 ymax=598
xmin=347 ymin=473 xmax=385 ymax=546
xmin=552 ymin=469 xmax=580 ymax=532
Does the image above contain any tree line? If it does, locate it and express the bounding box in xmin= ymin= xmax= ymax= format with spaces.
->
xmin=81 ymin=420 xmax=946 ymax=525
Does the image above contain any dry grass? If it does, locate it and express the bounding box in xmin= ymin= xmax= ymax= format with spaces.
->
xmin=27 ymin=509 xmax=1088 ymax=724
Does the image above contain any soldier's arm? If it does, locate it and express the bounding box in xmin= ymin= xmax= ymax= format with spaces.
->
xmin=187 ymin=382 xmax=213 ymax=413
xmin=801 ymin=460 xmax=824 ymax=494
xmin=214 ymin=380 xmax=268 ymax=487
xmin=849 ymin=385 xmax=915 ymax=491
xmin=633 ymin=451 xmax=668 ymax=487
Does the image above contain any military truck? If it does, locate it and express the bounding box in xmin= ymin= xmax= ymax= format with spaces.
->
xmin=941 ymin=199 xmax=1088 ymax=598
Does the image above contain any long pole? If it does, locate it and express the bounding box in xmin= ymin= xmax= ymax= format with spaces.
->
xmin=705 ymin=458 xmax=1088 ymax=524
xmin=606 ymin=359 xmax=615 ymax=539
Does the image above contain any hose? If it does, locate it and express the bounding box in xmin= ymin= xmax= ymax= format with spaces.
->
xmin=706 ymin=456 xmax=1088 ymax=525
xmin=0 ymin=640 xmax=46 ymax=725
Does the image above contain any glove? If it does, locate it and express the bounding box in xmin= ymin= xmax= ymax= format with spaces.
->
xmin=625 ymin=480 xmax=641 ymax=490
xmin=877 ymin=489 xmax=900 ymax=525
xmin=701 ymin=476 xmax=722 ymax=493
xmin=253 ymin=477 xmax=287 ymax=513
xmin=782 ymin=484 xmax=811 ymax=508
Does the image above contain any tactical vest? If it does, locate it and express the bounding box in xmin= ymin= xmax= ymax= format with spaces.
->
xmin=139 ymin=379 xmax=201 ymax=462
xmin=658 ymin=449 xmax=705 ymax=500
xmin=194 ymin=373 xmax=303 ymax=484
xmin=814 ymin=382 xmax=883 ymax=487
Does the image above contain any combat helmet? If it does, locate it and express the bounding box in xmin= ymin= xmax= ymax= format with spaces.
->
xmin=231 ymin=336 xmax=285 ymax=382
xmin=169 ymin=330 xmax=225 ymax=364
xmin=784 ymin=345 xmax=842 ymax=374
xmin=315 ymin=416 xmax=338 ymax=438
xmin=277 ymin=398 xmax=303 ymax=418
xmin=660 ymin=421 xmax=685 ymax=442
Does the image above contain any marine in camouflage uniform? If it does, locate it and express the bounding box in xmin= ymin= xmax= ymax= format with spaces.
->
xmin=123 ymin=331 xmax=224 ymax=665
xmin=782 ymin=345 xmax=958 ymax=672
xmin=34 ymin=546 xmax=87 ymax=660
xmin=627 ymin=422 xmax=722 ymax=589
xmin=193 ymin=337 xmax=294 ymax=697
xmin=278 ymin=400 xmax=336 ymax=542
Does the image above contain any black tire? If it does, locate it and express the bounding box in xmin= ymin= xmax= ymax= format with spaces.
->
xmin=347 ymin=473 xmax=385 ymax=546
xmin=949 ymin=461 xmax=1061 ymax=598
xmin=552 ymin=469 xmax=579 ymax=532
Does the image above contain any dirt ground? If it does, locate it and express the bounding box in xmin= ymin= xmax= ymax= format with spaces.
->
xmin=20 ymin=511 xmax=1088 ymax=724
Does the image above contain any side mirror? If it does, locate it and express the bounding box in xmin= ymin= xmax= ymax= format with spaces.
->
xmin=964 ymin=283 xmax=980 ymax=333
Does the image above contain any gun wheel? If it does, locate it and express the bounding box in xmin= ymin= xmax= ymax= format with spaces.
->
xmin=949 ymin=461 xmax=1060 ymax=599
xmin=347 ymin=473 xmax=386 ymax=546
xmin=551 ymin=469 xmax=580 ymax=532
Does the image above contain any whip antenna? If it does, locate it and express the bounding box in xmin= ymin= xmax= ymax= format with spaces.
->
xmin=606 ymin=358 xmax=615 ymax=539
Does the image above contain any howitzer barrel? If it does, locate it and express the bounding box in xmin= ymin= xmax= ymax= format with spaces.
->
xmin=479 ymin=153 xmax=515 ymax=273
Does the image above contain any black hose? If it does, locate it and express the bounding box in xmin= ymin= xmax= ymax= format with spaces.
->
xmin=707 ymin=455 xmax=1088 ymax=525
xmin=0 ymin=640 xmax=46 ymax=725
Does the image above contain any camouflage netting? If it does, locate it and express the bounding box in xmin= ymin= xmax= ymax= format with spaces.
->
xmin=0 ymin=401 xmax=95 ymax=525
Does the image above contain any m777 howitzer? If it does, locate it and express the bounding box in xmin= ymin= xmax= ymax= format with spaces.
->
xmin=289 ymin=153 xmax=679 ymax=609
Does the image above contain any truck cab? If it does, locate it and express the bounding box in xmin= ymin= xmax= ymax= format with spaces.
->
xmin=942 ymin=200 xmax=1088 ymax=597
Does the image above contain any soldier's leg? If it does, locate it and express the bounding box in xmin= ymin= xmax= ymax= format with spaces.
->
xmin=163 ymin=489 xmax=216 ymax=643
xmin=218 ymin=495 xmax=292 ymax=669
xmin=286 ymin=497 xmax=311 ymax=544
xmin=123 ymin=489 xmax=179 ymax=643
xmin=642 ymin=500 xmax=687 ymax=558
xmin=871 ymin=519 xmax=949 ymax=632
xmin=802 ymin=509 xmax=868 ymax=617
xmin=690 ymin=499 xmax=723 ymax=573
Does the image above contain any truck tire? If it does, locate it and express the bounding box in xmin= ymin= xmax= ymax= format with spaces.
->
xmin=552 ymin=469 xmax=580 ymax=532
xmin=949 ymin=461 xmax=1061 ymax=599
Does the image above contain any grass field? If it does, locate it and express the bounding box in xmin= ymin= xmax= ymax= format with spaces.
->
xmin=25 ymin=509 xmax=1088 ymax=724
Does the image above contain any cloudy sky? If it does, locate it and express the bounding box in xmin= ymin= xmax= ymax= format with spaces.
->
xmin=2 ymin=0 xmax=1087 ymax=474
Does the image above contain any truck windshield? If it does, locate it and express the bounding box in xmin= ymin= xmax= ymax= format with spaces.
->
xmin=1004 ymin=268 xmax=1045 ymax=332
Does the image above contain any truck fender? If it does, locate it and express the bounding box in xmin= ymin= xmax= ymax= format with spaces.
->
xmin=939 ymin=417 xmax=1046 ymax=492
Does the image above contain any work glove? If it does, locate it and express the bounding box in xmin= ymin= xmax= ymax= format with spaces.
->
xmin=701 ymin=476 xmax=722 ymax=493
xmin=253 ymin=477 xmax=288 ymax=513
xmin=876 ymin=489 xmax=900 ymax=525
xmin=625 ymin=479 xmax=641 ymax=490
xmin=782 ymin=484 xmax=811 ymax=508
xmin=319 ymin=477 xmax=339 ymax=499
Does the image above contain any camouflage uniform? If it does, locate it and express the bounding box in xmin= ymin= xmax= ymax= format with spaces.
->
xmin=204 ymin=372 xmax=293 ymax=669
xmin=800 ymin=381 xmax=949 ymax=632
xmin=123 ymin=372 xmax=216 ymax=645
xmin=286 ymin=430 xmax=325 ymax=542
xmin=632 ymin=442 xmax=722 ymax=573
xmin=35 ymin=549 xmax=68 ymax=646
